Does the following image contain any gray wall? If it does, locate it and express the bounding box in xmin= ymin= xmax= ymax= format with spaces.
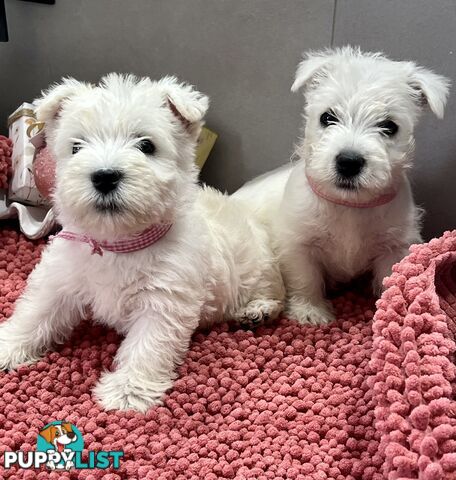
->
xmin=1 ymin=0 xmax=455 ymax=239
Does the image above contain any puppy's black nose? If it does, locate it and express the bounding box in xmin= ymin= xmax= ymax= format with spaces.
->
xmin=91 ymin=169 xmax=123 ymax=194
xmin=336 ymin=151 xmax=366 ymax=178
xmin=67 ymin=432 xmax=76 ymax=439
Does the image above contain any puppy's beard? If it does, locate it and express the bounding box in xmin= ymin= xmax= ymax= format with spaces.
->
xmin=94 ymin=194 xmax=123 ymax=213
xmin=334 ymin=169 xmax=392 ymax=196
xmin=56 ymin=191 xmax=173 ymax=239
xmin=335 ymin=177 xmax=358 ymax=190
xmin=306 ymin=157 xmax=396 ymax=202
xmin=334 ymin=166 xmax=390 ymax=192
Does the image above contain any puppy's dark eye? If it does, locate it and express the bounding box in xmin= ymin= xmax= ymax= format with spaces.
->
xmin=378 ymin=120 xmax=398 ymax=137
xmin=72 ymin=143 xmax=82 ymax=155
xmin=320 ymin=111 xmax=339 ymax=127
xmin=55 ymin=431 xmax=60 ymax=437
xmin=136 ymin=139 xmax=156 ymax=155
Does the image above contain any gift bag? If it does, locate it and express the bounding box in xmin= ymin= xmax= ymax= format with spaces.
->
xmin=1 ymin=103 xmax=55 ymax=239
xmin=7 ymin=103 xmax=47 ymax=206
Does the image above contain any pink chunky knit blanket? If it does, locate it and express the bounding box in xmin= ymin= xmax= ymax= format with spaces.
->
xmin=0 ymin=229 xmax=454 ymax=480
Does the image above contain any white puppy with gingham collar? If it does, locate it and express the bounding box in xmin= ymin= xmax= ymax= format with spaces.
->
xmin=235 ymin=47 xmax=449 ymax=325
xmin=0 ymin=74 xmax=284 ymax=412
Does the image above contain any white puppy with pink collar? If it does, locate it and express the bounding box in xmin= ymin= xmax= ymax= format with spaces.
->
xmin=235 ymin=47 xmax=449 ymax=325
xmin=0 ymin=74 xmax=284 ymax=412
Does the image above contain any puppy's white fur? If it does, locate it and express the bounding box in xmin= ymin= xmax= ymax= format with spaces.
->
xmin=235 ymin=46 xmax=449 ymax=325
xmin=0 ymin=74 xmax=284 ymax=412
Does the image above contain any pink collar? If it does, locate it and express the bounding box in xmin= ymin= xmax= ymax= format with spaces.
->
xmin=306 ymin=174 xmax=397 ymax=208
xmin=52 ymin=223 xmax=172 ymax=256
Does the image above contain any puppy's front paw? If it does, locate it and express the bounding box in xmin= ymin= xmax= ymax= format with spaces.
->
xmin=0 ymin=324 xmax=42 ymax=371
xmin=93 ymin=370 xmax=172 ymax=413
xmin=286 ymin=300 xmax=335 ymax=325
xmin=235 ymin=298 xmax=283 ymax=330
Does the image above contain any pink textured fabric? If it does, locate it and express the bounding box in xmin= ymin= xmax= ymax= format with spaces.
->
xmin=0 ymin=136 xmax=12 ymax=190
xmin=372 ymin=230 xmax=456 ymax=480
xmin=0 ymin=228 xmax=454 ymax=479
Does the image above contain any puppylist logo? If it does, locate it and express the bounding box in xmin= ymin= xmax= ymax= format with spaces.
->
xmin=2 ymin=421 xmax=123 ymax=471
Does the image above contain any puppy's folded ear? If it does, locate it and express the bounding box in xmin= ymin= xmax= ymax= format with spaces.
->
xmin=291 ymin=50 xmax=333 ymax=93
xmin=39 ymin=425 xmax=55 ymax=443
xmin=35 ymin=78 xmax=92 ymax=124
xmin=158 ymin=76 xmax=209 ymax=138
xmin=408 ymin=66 xmax=450 ymax=119
xmin=62 ymin=422 xmax=74 ymax=434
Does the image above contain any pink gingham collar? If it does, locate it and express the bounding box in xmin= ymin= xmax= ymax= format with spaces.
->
xmin=306 ymin=174 xmax=397 ymax=209
xmin=52 ymin=223 xmax=173 ymax=256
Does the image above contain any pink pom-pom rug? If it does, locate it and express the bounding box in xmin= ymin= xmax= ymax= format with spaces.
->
xmin=0 ymin=228 xmax=455 ymax=480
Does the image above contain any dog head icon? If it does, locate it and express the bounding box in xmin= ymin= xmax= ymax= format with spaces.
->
xmin=39 ymin=422 xmax=77 ymax=452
